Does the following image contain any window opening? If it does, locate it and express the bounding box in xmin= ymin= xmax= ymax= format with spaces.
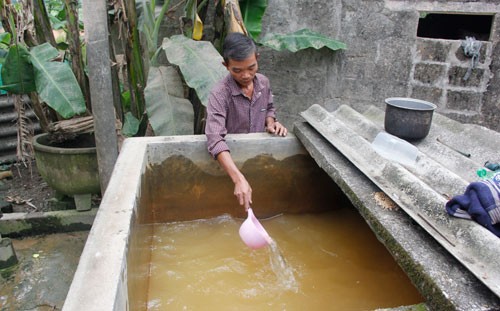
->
xmin=417 ymin=13 xmax=493 ymax=41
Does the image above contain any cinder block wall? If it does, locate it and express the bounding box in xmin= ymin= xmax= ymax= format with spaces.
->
xmin=411 ymin=39 xmax=493 ymax=124
xmin=258 ymin=0 xmax=500 ymax=132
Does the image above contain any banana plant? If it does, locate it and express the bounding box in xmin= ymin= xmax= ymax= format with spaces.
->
xmin=0 ymin=42 xmax=87 ymax=118
xmin=30 ymin=43 xmax=87 ymax=118
xmin=138 ymin=0 xmax=172 ymax=66
xmin=140 ymin=0 xmax=211 ymax=136
xmin=0 ymin=45 xmax=36 ymax=94
xmin=239 ymin=0 xmax=265 ymax=39
xmin=152 ymin=0 xmax=346 ymax=134
xmin=0 ymin=1 xmax=87 ymax=122
xmin=144 ymin=66 xmax=195 ymax=135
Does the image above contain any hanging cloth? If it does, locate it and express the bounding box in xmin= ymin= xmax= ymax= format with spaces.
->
xmin=461 ymin=36 xmax=482 ymax=81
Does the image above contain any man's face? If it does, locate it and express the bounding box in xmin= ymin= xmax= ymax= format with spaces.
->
xmin=224 ymin=53 xmax=259 ymax=88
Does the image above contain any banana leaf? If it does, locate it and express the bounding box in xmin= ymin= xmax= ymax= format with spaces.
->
xmin=0 ymin=44 xmax=36 ymax=94
xmin=30 ymin=42 xmax=86 ymax=119
xmin=162 ymin=35 xmax=227 ymax=107
xmin=122 ymin=112 xmax=141 ymax=137
xmin=259 ymin=28 xmax=347 ymax=52
xmin=239 ymin=0 xmax=267 ymax=40
xmin=0 ymin=32 xmax=11 ymax=48
xmin=193 ymin=13 xmax=203 ymax=40
xmin=138 ymin=0 xmax=171 ymax=63
xmin=144 ymin=66 xmax=194 ymax=135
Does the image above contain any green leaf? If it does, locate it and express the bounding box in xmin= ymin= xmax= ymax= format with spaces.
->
xmin=0 ymin=32 xmax=11 ymax=45
xmin=122 ymin=112 xmax=141 ymax=137
xmin=50 ymin=16 xmax=67 ymax=30
xmin=258 ymin=28 xmax=347 ymax=52
xmin=30 ymin=43 xmax=86 ymax=119
xmin=239 ymin=0 xmax=267 ymax=40
xmin=138 ymin=0 xmax=171 ymax=62
xmin=0 ymin=45 xmax=37 ymax=94
xmin=138 ymin=0 xmax=155 ymax=56
xmin=162 ymin=35 xmax=227 ymax=107
xmin=121 ymin=90 xmax=131 ymax=111
xmin=183 ymin=0 xmax=197 ymax=38
xmin=56 ymin=41 xmax=69 ymax=50
xmin=0 ymin=49 xmax=8 ymax=63
xmin=145 ymin=66 xmax=194 ymax=135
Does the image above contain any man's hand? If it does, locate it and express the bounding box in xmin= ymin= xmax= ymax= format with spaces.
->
xmin=266 ymin=120 xmax=288 ymax=137
xmin=234 ymin=178 xmax=252 ymax=211
xmin=216 ymin=151 xmax=253 ymax=211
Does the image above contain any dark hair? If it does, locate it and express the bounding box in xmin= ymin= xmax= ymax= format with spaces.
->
xmin=222 ymin=32 xmax=257 ymax=63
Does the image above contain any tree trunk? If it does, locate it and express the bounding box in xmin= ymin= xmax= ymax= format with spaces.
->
xmin=64 ymin=0 xmax=91 ymax=113
xmin=31 ymin=0 xmax=57 ymax=47
xmin=29 ymin=92 xmax=51 ymax=132
xmin=223 ymin=0 xmax=248 ymax=35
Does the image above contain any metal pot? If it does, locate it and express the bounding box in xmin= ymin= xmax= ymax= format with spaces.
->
xmin=384 ymin=97 xmax=436 ymax=140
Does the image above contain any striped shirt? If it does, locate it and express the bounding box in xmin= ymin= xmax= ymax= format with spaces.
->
xmin=205 ymin=73 xmax=277 ymax=158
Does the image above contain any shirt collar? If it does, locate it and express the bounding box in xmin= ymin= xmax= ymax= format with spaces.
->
xmin=227 ymin=73 xmax=264 ymax=97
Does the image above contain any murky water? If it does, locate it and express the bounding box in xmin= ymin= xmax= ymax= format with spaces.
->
xmin=268 ymin=240 xmax=298 ymax=292
xmin=144 ymin=208 xmax=422 ymax=310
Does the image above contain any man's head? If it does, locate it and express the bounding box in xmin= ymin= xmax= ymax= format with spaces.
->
xmin=222 ymin=32 xmax=257 ymax=64
xmin=222 ymin=32 xmax=259 ymax=88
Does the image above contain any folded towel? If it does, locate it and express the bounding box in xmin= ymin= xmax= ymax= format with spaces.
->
xmin=445 ymin=173 xmax=500 ymax=237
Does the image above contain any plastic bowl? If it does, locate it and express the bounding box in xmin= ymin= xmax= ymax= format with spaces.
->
xmin=239 ymin=208 xmax=272 ymax=249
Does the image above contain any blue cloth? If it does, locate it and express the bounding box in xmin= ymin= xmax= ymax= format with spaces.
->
xmin=445 ymin=173 xmax=500 ymax=237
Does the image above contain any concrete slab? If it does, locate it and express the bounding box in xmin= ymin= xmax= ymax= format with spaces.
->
xmin=294 ymin=104 xmax=500 ymax=310
xmin=0 ymin=208 xmax=97 ymax=237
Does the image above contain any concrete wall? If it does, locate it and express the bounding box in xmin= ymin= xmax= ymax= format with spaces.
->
xmin=258 ymin=0 xmax=500 ymax=132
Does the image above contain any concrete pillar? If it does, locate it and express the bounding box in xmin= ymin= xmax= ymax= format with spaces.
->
xmin=82 ymin=0 xmax=119 ymax=193
xmin=0 ymin=234 xmax=18 ymax=271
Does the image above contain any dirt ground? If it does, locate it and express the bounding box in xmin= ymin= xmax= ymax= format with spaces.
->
xmin=0 ymin=161 xmax=90 ymax=310
xmin=1 ymin=160 xmax=56 ymax=213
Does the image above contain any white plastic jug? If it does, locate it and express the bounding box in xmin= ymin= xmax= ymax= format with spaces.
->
xmin=371 ymin=132 xmax=418 ymax=167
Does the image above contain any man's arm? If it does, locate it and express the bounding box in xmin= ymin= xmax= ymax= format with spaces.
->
xmin=216 ymin=151 xmax=252 ymax=210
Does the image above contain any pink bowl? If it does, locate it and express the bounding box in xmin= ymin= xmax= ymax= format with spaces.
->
xmin=239 ymin=208 xmax=272 ymax=249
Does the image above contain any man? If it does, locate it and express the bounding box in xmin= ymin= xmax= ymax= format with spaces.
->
xmin=205 ymin=32 xmax=288 ymax=211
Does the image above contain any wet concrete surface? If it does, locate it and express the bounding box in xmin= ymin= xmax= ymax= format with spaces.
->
xmin=0 ymin=231 xmax=88 ymax=310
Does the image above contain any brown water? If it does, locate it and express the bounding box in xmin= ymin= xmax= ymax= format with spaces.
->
xmin=145 ymin=208 xmax=422 ymax=310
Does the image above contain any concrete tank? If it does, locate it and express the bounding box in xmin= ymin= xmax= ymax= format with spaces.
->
xmin=62 ymin=133 xmax=423 ymax=310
